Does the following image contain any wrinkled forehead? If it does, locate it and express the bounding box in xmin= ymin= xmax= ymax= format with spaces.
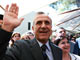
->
xmin=33 ymin=14 xmax=52 ymax=24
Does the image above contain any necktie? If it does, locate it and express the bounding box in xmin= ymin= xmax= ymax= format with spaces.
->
xmin=41 ymin=44 xmax=49 ymax=60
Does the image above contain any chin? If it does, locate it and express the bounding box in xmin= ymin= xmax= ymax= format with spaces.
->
xmin=38 ymin=37 xmax=48 ymax=41
xmin=64 ymin=50 xmax=69 ymax=53
xmin=40 ymin=37 xmax=48 ymax=39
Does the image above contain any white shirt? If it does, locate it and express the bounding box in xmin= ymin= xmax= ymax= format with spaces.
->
xmin=37 ymin=40 xmax=54 ymax=60
xmin=70 ymin=53 xmax=80 ymax=60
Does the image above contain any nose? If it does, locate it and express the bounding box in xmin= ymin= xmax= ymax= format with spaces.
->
xmin=41 ymin=22 xmax=46 ymax=28
xmin=65 ymin=43 xmax=69 ymax=46
xmin=62 ymin=31 xmax=64 ymax=34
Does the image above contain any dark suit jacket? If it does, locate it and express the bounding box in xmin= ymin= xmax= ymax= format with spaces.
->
xmin=0 ymin=29 xmax=62 ymax=60
xmin=73 ymin=42 xmax=80 ymax=56
xmin=69 ymin=41 xmax=75 ymax=53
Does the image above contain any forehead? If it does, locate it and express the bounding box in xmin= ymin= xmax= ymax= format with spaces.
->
xmin=59 ymin=38 xmax=68 ymax=43
xmin=57 ymin=29 xmax=65 ymax=33
xmin=34 ymin=14 xmax=52 ymax=23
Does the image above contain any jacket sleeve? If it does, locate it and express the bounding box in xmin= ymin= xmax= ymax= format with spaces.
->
xmin=0 ymin=28 xmax=12 ymax=60
xmin=73 ymin=42 xmax=79 ymax=55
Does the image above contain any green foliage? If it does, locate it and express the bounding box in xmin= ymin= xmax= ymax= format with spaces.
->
xmin=50 ymin=0 xmax=77 ymax=13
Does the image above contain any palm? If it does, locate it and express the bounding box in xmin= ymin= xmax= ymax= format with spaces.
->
xmin=4 ymin=12 xmax=20 ymax=28
xmin=2 ymin=3 xmax=23 ymax=32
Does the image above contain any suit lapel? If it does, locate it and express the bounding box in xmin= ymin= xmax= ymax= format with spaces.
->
xmin=49 ymin=41 xmax=62 ymax=60
xmin=30 ymin=38 xmax=44 ymax=60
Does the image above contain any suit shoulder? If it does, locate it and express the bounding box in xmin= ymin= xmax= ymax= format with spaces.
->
xmin=14 ymin=40 xmax=32 ymax=47
xmin=50 ymin=42 xmax=62 ymax=51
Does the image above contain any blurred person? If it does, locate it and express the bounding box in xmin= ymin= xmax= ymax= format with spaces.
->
xmin=55 ymin=27 xmax=66 ymax=38
xmin=21 ymin=34 xmax=29 ymax=40
xmin=8 ymin=32 xmax=21 ymax=48
xmin=8 ymin=39 xmax=14 ymax=48
xmin=71 ymin=37 xmax=76 ymax=43
xmin=0 ymin=14 xmax=3 ymax=27
xmin=51 ymin=35 xmax=56 ymax=43
xmin=11 ymin=32 xmax=21 ymax=41
xmin=73 ymin=33 xmax=80 ymax=56
xmin=55 ymin=27 xmax=75 ymax=53
xmin=26 ymin=31 xmax=34 ymax=40
xmin=0 ymin=3 xmax=62 ymax=60
xmin=54 ymin=36 xmax=80 ymax=60
xmin=21 ymin=31 xmax=34 ymax=40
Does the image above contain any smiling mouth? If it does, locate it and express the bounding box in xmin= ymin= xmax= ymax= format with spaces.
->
xmin=64 ymin=48 xmax=69 ymax=49
xmin=39 ymin=32 xmax=48 ymax=35
xmin=40 ymin=32 xmax=47 ymax=33
xmin=39 ymin=30 xmax=48 ymax=33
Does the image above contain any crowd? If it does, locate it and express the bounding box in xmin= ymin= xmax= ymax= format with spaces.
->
xmin=0 ymin=3 xmax=80 ymax=60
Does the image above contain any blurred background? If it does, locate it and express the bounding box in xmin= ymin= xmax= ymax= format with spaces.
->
xmin=0 ymin=0 xmax=80 ymax=35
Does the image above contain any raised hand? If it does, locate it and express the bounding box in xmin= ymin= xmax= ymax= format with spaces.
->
xmin=2 ymin=3 xmax=24 ymax=32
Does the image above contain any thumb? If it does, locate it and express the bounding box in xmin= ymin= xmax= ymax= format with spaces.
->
xmin=19 ymin=18 xmax=24 ymax=23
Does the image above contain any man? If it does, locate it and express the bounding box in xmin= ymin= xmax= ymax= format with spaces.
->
xmin=55 ymin=27 xmax=75 ymax=53
xmin=55 ymin=27 xmax=66 ymax=38
xmin=0 ymin=14 xmax=3 ymax=27
xmin=73 ymin=33 xmax=80 ymax=56
xmin=0 ymin=3 xmax=62 ymax=60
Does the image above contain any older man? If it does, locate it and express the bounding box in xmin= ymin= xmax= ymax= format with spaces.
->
xmin=0 ymin=3 xmax=62 ymax=60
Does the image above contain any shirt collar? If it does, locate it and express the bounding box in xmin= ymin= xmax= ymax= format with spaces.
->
xmin=37 ymin=40 xmax=51 ymax=51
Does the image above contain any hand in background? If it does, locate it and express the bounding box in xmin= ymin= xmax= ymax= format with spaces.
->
xmin=2 ymin=3 xmax=24 ymax=32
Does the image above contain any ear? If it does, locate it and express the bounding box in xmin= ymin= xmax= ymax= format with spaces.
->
xmin=32 ymin=26 xmax=34 ymax=31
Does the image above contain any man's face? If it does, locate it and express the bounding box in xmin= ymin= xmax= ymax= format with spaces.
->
xmin=32 ymin=14 xmax=52 ymax=43
xmin=56 ymin=29 xmax=66 ymax=37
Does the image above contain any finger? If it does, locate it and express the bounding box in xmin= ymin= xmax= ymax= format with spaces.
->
xmin=12 ymin=3 xmax=17 ymax=13
xmin=9 ymin=3 xmax=16 ymax=13
xmin=5 ymin=5 xmax=9 ymax=12
xmin=9 ymin=3 xmax=14 ymax=12
xmin=10 ymin=3 xmax=18 ymax=15
xmin=15 ymin=6 xmax=19 ymax=16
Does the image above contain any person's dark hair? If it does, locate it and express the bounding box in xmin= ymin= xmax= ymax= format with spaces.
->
xmin=37 ymin=12 xmax=45 ymax=14
xmin=0 ymin=14 xmax=3 ymax=20
xmin=56 ymin=27 xmax=66 ymax=32
xmin=27 ymin=32 xmax=34 ymax=36
xmin=54 ymin=36 xmax=68 ymax=45
xmin=59 ymin=27 xmax=65 ymax=29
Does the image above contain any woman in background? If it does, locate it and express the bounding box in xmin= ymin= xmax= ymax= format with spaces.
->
xmin=54 ymin=36 xmax=80 ymax=60
xmin=9 ymin=32 xmax=21 ymax=48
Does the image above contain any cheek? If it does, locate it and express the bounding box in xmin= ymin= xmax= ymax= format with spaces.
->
xmin=57 ymin=33 xmax=61 ymax=36
xmin=34 ymin=26 xmax=40 ymax=31
xmin=48 ymin=27 xmax=52 ymax=33
xmin=33 ymin=27 xmax=40 ymax=36
xmin=49 ymin=30 xmax=52 ymax=36
xmin=58 ymin=45 xmax=64 ymax=49
xmin=68 ymin=44 xmax=70 ymax=47
xmin=17 ymin=37 xmax=20 ymax=39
